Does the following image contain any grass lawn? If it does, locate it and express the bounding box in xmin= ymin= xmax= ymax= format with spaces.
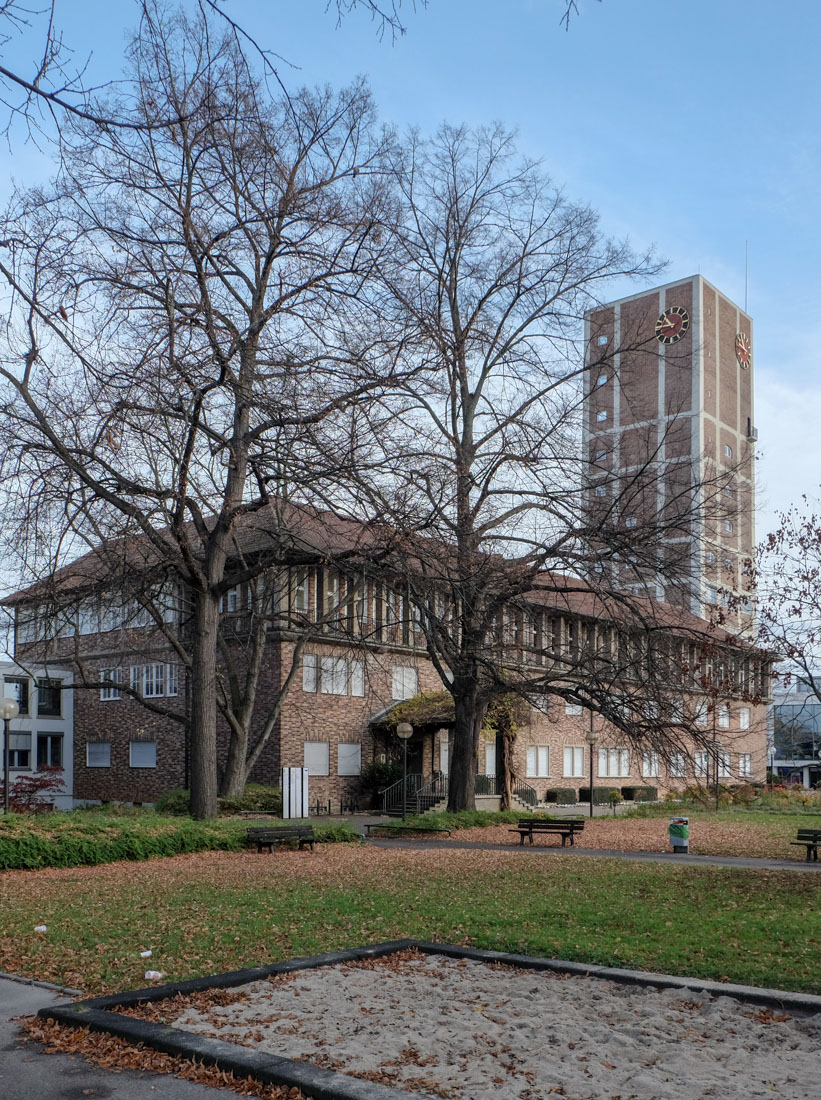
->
xmin=1 ymin=845 xmax=818 ymax=996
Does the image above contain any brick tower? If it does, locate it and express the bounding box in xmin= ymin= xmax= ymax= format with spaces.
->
xmin=584 ymin=275 xmax=756 ymax=631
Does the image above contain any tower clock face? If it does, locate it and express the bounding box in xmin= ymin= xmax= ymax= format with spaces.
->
xmin=735 ymin=331 xmax=752 ymax=369
xmin=655 ymin=306 xmax=690 ymax=345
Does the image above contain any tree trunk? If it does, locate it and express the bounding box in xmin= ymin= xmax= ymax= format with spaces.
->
xmin=219 ymin=723 xmax=249 ymax=798
xmin=498 ymin=727 xmax=515 ymax=811
xmin=447 ymin=682 xmax=482 ymax=811
xmin=189 ymin=592 xmax=220 ymax=819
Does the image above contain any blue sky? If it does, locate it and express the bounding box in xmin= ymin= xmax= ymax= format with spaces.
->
xmin=5 ymin=0 xmax=820 ymax=535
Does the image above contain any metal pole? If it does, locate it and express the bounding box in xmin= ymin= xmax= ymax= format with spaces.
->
xmin=402 ymin=737 xmax=408 ymax=822
xmin=3 ymin=717 xmax=9 ymax=816
xmin=589 ymin=740 xmax=594 ymax=819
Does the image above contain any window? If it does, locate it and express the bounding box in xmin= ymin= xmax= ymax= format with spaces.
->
xmin=7 ymin=733 xmax=30 ymax=769
xmin=321 ymin=656 xmax=348 ymax=695
xmin=723 ymin=520 xmax=734 ymax=533
xmin=739 ymin=753 xmax=752 ymax=778
xmin=717 ymin=750 xmax=731 ymax=779
xmin=337 ymin=743 xmax=362 ymax=776
xmin=597 ymin=335 xmax=608 ymax=346
xmin=563 ymin=746 xmax=584 ymax=778
xmin=485 ymin=742 xmax=496 ymax=775
xmin=596 ymin=410 xmax=607 ymax=422
xmin=706 ymin=586 xmax=718 ymax=606
xmin=595 ymin=449 xmax=607 ymax=462
xmin=694 ymin=751 xmax=709 ymax=778
xmin=37 ymin=679 xmax=62 ymax=717
xmin=718 ymin=704 xmax=730 ymax=729
xmin=739 ymin=707 xmax=750 ymax=730
xmin=325 ymin=572 xmax=341 ymax=617
xmin=695 ymin=703 xmax=708 ymax=728
xmin=723 ymin=557 xmax=733 ymax=571
xmin=37 ymin=733 xmax=63 ymax=769
xmin=130 ymin=664 xmax=178 ymax=698
xmin=100 ymin=668 xmax=123 ymax=701
xmin=597 ymin=374 xmax=608 ymax=387
xmin=392 ymin=666 xmax=418 ymax=701
xmin=594 ymin=484 xmax=606 ymax=497
xmin=129 ymin=740 xmax=157 ymax=768
xmin=302 ymin=654 xmax=317 ymax=693
xmin=625 ymin=516 xmax=637 ymax=528
xmin=526 ymin=746 xmax=549 ymax=778
xmin=86 ymin=742 xmax=111 ymax=768
xmin=669 ymin=752 xmax=686 ymax=779
xmin=293 ymin=572 xmax=310 ymax=614
xmin=304 ymin=740 xmax=330 ymax=776
xmin=143 ymin=664 xmax=165 ymax=698
xmin=598 ymin=748 xmax=630 ymax=777
xmin=564 ymin=701 xmax=582 ymax=717
xmin=220 ymin=585 xmax=241 ymax=613
xmin=350 ymin=660 xmax=365 ymax=698
xmin=3 ymin=677 xmax=30 ymax=715
xmin=705 ymin=551 xmax=716 ymax=565
xmin=642 ymin=750 xmax=659 ymax=778
xmin=724 ymin=444 xmax=733 ymax=459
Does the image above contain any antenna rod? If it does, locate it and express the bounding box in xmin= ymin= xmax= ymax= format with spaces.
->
xmin=744 ymin=240 xmax=748 ymax=312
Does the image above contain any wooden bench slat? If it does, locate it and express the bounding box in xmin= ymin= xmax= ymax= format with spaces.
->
xmin=246 ymin=825 xmax=315 ymax=853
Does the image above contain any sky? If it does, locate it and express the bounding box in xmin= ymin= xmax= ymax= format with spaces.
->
xmin=4 ymin=0 xmax=820 ymax=538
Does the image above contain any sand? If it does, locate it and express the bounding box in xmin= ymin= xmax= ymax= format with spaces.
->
xmin=170 ymin=952 xmax=821 ymax=1099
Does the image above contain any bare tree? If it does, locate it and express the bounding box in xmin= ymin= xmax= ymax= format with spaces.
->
xmin=0 ymin=0 xmax=420 ymax=137
xmin=754 ymin=499 xmax=821 ymax=701
xmin=0 ymin=6 xmax=401 ymax=816
xmin=357 ymin=123 xmax=754 ymax=811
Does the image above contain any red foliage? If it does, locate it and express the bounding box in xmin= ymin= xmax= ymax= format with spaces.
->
xmin=0 ymin=766 xmax=65 ymax=812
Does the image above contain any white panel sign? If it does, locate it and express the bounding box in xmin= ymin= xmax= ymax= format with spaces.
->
xmin=282 ymin=767 xmax=309 ymax=818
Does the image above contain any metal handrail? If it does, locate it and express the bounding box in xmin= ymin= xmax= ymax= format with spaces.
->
xmin=414 ymin=772 xmax=448 ymax=813
xmin=379 ymin=773 xmax=425 ymax=815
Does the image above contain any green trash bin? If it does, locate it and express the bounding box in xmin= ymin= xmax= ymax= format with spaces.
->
xmin=669 ymin=817 xmax=689 ymax=854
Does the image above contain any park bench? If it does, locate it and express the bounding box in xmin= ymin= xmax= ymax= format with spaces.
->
xmin=246 ymin=825 xmax=315 ymax=853
xmin=510 ymin=819 xmax=585 ymax=847
xmin=789 ymin=828 xmax=821 ymax=862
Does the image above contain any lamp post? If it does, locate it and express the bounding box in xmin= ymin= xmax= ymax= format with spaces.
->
xmin=1 ymin=698 xmax=20 ymax=816
xmin=396 ymin=721 xmax=413 ymax=821
xmin=585 ymin=723 xmax=599 ymax=820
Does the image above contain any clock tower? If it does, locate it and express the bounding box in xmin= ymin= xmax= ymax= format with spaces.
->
xmin=584 ymin=275 xmax=756 ymax=631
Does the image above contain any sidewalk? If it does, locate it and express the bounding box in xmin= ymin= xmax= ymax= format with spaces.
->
xmin=0 ymin=974 xmax=236 ymax=1098
xmin=362 ymin=835 xmax=820 ymax=872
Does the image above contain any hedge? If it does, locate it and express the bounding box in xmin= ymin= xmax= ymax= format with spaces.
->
xmin=621 ymin=786 xmax=658 ymax=802
xmin=578 ymin=786 xmax=621 ymax=805
xmin=543 ymin=788 xmax=578 ymax=804
xmin=0 ymin=812 xmax=359 ymax=870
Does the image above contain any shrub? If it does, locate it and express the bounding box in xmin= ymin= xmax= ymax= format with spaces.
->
xmin=621 ymin=786 xmax=658 ymax=803
xmin=579 ymin=786 xmax=621 ymax=805
xmin=544 ymin=788 xmax=578 ymax=804
xmin=154 ymin=788 xmax=191 ymax=815
xmin=358 ymin=761 xmax=403 ymax=796
xmin=0 ymin=767 xmax=65 ymax=813
xmin=218 ymin=784 xmax=283 ymax=816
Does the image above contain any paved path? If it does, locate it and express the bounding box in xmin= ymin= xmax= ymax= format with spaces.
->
xmin=364 ymin=836 xmax=820 ymax=872
xmin=0 ymin=974 xmax=234 ymax=1098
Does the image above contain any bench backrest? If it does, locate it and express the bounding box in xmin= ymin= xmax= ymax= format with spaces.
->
xmin=795 ymin=829 xmax=821 ymax=840
xmin=518 ymin=819 xmax=584 ymax=829
xmin=248 ymin=826 xmax=313 ymax=837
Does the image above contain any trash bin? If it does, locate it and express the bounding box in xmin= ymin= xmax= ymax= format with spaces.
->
xmin=669 ymin=817 xmax=689 ymax=854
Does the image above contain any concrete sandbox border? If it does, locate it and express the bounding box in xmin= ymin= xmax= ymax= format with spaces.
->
xmin=38 ymin=939 xmax=821 ymax=1100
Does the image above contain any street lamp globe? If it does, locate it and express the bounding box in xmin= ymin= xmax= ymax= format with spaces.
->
xmin=396 ymin=721 xmax=413 ymax=740
xmin=2 ymin=697 xmax=20 ymax=816
xmin=0 ymin=699 xmax=19 ymax=722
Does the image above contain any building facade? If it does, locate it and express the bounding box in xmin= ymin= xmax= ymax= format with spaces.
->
xmin=0 ymin=661 xmax=74 ymax=809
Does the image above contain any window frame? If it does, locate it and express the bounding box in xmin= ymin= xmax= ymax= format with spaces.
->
xmin=86 ymin=741 xmax=111 ymax=768
xmin=36 ymin=678 xmax=63 ymax=717
xmin=526 ymin=745 xmax=550 ymax=778
xmin=129 ymin=740 xmax=157 ymax=768
xmin=304 ymin=740 xmax=330 ymax=777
